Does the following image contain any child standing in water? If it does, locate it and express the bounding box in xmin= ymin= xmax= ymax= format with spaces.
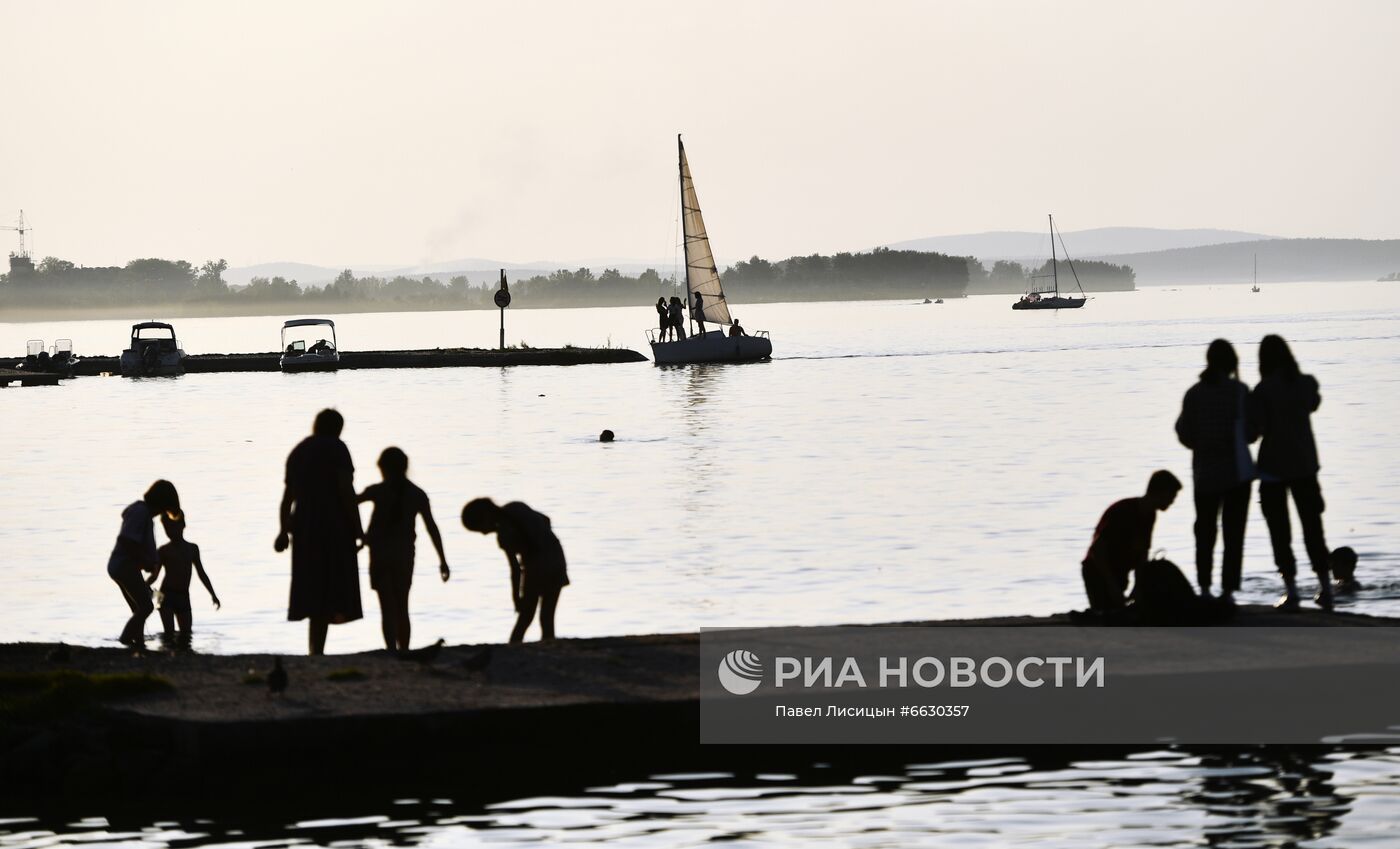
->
xmin=359 ymin=447 xmax=450 ymax=653
xmin=147 ymin=513 xmax=220 ymax=647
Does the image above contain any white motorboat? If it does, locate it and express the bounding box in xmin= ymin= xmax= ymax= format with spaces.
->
xmin=280 ymin=318 xmax=341 ymax=372
xmin=119 ymin=322 xmax=185 ymax=377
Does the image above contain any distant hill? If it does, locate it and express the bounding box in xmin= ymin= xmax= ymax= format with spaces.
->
xmin=884 ymin=227 xmax=1274 ymax=260
xmin=1087 ymin=239 xmax=1400 ymax=285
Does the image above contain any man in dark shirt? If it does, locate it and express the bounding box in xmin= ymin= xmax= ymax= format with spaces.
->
xmin=1082 ymin=470 xmax=1182 ymax=612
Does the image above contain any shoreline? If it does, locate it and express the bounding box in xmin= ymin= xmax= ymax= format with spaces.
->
xmin=2 ymin=606 xmax=1394 ymax=800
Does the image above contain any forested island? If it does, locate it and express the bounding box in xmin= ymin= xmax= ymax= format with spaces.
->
xmin=0 ymin=247 xmax=1135 ymax=318
xmin=966 ymin=258 xmax=1137 ymax=295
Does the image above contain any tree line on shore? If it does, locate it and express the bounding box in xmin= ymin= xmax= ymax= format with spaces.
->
xmin=0 ymin=248 xmax=1134 ymax=313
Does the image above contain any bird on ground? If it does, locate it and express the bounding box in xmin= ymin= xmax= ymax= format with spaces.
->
xmin=267 ymin=657 xmax=288 ymax=696
xmin=402 ymin=638 xmax=446 ymax=665
xmin=460 ymin=646 xmax=493 ymax=673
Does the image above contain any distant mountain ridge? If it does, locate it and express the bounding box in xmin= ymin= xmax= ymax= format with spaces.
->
xmin=883 ymin=227 xmax=1275 ymax=260
xmin=1086 ymin=238 xmax=1400 ymax=285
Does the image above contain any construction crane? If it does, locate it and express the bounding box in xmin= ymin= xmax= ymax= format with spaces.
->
xmin=1 ymin=210 xmax=31 ymax=258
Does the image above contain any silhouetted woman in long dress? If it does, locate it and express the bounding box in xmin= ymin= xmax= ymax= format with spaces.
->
xmin=1175 ymin=339 xmax=1255 ymax=600
xmin=1249 ymin=335 xmax=1331 ymax=610
xmin=276 ymin=408 xmax=364 ymax=654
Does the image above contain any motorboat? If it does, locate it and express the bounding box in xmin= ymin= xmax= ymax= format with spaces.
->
xmin=14 ymin=338 xmax=79 ymax=378
xmin=119 ymin=322 xmax=185 ymax=376
xmin=280 ymin=318 xmax=341 ymax=372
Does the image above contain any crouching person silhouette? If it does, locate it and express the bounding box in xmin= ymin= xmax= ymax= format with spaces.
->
xmin=1081 ymin=470 xmax=1182 ymax=618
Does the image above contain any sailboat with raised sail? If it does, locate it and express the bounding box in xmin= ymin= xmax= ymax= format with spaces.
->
xmin=1251 ymin=254 xmax=1260 ymax=292
xmin=648 ymin=135 xmax=772 ymax=365
xmin=1013 ymin=214 xmax=1087 ymax=310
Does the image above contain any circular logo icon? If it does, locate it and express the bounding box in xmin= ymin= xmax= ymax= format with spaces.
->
xmin=717 ymin=649 xmax=763 ymax=695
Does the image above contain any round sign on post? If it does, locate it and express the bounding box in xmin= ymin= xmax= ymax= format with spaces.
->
xmin=496 ymin=271 xmax=511 ymax=350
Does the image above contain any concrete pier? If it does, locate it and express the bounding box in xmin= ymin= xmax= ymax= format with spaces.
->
xmin=69 ymin=346 xmax=648 ymax=376
xmin=1 ymin=606 xmax=1394 ymax=801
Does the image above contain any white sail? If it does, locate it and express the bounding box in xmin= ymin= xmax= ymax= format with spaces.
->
xmin=679 ymin=136 xmax=734 ymax=326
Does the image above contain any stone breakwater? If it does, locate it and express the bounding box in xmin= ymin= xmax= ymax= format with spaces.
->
xmin=70 ymin=347 xmax=648 ymax=375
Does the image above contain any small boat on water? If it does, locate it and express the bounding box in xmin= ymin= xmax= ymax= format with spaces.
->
xmin=1251 ymin=254 xmax=1261 ymax=292
xmin=280 ymin=318 xmax=341 ymax=372
xmin=648 ymin=135 xmax=772 ymax=365
xmin=119 ymin=322 xmax=185 ymax=377
xmin=1013 ymin=214 xmax=1087 ymax=310
xmin=14 ymin=338 xmax=79 ymax=377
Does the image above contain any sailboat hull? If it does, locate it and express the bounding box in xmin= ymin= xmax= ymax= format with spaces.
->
xmin=1012 ymin=297 xmax=1086 ymax=310
xmin=649 ymin=330 xmax=772 ymax=365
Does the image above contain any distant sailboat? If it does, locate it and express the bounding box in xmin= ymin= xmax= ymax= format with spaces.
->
xmin=1013 ymin=214 xmax=1087 ymax=310
xmin=1251 ymin=254 xmax=1260 ymax=292
xmin=649 ymin=135 xmax=772 ymax=365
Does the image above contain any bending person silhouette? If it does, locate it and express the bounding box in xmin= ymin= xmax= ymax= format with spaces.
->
xmin=1176 ymin=339 xmax=1256 ymax=600
xmin=1249 ymin=335 xmax=1332 ymax=610
xmin=276 ymin=409 xmax=364 ymax=655
xmin=108 ymin=480 xmax=181 ymax=648
xmin=461 ymin=497 xmax=569 ymax=643
xmin=359 ymin=447 xmax=449 ymax=653
xmin=1081 ymin=470 xmax=1181 ymax=614
xmin=147 ymin=512 xmax=220 ymax=648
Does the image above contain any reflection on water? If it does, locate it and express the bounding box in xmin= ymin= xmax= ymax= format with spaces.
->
xmin=2 ymin=748 xmax=1397 ymax=847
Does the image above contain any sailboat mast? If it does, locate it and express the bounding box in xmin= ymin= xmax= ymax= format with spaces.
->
xmin=678 ymin=134 xmax=692 ymax=335
xmin=1254 ymin=253 xmax=1257 ymax=286
xmin=1049 ymin=214 xmax=1059 ymax=297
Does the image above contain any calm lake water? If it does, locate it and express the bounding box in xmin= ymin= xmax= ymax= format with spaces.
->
xmin=2 ymin=281 xmax=1398 ymax=654
xmin=3 ymin=281 xmax=1399 ymax=844
xmin=2 ymin=748 xmax=1398 ymax=847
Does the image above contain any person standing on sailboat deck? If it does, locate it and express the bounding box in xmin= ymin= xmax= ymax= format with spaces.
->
xmin=1249 ymin=334 xmax=1332 ymax=611
xmin=692 ymin=291 xmax=707 ymax=337
xmin=655 ymin=297 xmax=670 ymax=341
xmin=1175 ymin=339 xmax=1256 ymax=601
xmin=668 ymin=296 xmax=686 ymax=340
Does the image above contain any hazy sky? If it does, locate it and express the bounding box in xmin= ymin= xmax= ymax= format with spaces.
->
xmin=2 ymin=0 xmax=1396 ymax=269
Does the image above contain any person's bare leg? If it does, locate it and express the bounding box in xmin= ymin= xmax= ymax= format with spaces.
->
xmin=395 ymin=590 xmax=411 ymax=652
xmin=376 ymin=590 xmax=395 ymax=650
xmin=309 ymin=617 xmax=329 ymax=655
xmin=510 ymin=592 xmax=539 ymax=644
xmin=159 ymin=605 xmax=178 ymax=641
xmin=539 ymin=587 xmax=561 ymax=641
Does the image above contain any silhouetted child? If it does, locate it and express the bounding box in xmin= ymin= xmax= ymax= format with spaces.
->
xmin=1331 ymin=547 xmax=1362 ymax=594
xmin=358 ymin=447 xmax=449 ymax=653
xmin=148 ymin=513 xmax=219 ymax=647
xmin=461 ymin=497 xmax=569 ymax=643
xmin=1081 ymin=470 xmax=1182 ymax=614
